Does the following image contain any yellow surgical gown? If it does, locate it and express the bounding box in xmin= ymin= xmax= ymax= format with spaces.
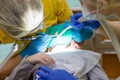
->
xmin=0 ymin=0 xmax=73 ymax=54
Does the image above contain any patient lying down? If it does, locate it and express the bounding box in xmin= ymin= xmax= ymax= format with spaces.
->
xmin=7 ymin=23 xmax=109 ymax=80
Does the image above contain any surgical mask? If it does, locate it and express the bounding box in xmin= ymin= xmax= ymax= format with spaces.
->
xmin=81 ymin=5 xmax=105 ymax=21
xmin=80 ymin=0 xmax=105 ymax=21
xmin=81 ymin=5 xmax=93 ymax=20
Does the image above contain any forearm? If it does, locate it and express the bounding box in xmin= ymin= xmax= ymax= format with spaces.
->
xmin=0 ymin=54 xmax=22 ymax=80
xmin=7 ymin=56 xmax=34 ymax=80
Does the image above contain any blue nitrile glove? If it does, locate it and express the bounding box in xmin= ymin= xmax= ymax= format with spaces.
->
xmin=67 ymin=12 xmax=100 ymax=30
xmin=36 ymin=66 xmax=77 ymax=80
xmin=20 ymin=32 xmax=52 ymax=58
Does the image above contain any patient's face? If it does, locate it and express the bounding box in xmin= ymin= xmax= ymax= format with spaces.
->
xmin=46 ymin=40 xmax=83 ymax=53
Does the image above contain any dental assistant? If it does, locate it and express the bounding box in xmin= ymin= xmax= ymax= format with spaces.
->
xmin=0 ymin=0 xmax=72 ymax=79
xmin=79 ymin=0 xmax=120 ymax=61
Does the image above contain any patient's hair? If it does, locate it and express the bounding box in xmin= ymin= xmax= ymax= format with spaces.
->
xmin=0 ymin=0 xmax=43 ymax=36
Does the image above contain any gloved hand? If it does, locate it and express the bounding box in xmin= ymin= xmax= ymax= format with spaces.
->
xmin=20 ymin=32 xmax=52 ymax=58
xmin=36 ymin=66 xmax=77 ymax=80
xmin=66 ymin=12 xmax=100 ymax=30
